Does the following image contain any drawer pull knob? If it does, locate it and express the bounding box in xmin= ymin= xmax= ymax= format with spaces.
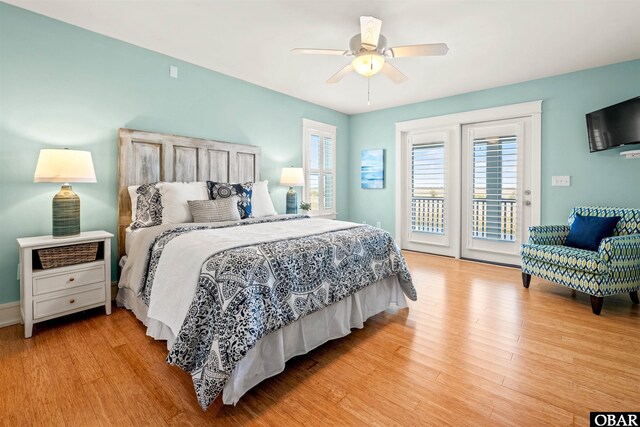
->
xmin=69 ymin=277 xmax=75 ymax=282
xmin=69 ymin=299 xmax=76 ymax=304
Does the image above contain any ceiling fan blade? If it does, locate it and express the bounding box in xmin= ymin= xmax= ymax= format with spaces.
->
xmin=291 ymin=48 xmax=350 ymax=56
xmin=360 ymin=16 xmax=382 ymax=50
xmin=389 ymin=43 xmax=449 ymax=58
xmin=326 ymin=64 xmax=354 ymax=84
xmin=381 ymin=62 xmax=408 ymax=84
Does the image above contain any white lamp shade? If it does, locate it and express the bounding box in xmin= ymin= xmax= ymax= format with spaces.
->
xmin=280 ymin=167 xmax=305 ymax=186
xmin=34 ymin=149 xmax=97 ymax=183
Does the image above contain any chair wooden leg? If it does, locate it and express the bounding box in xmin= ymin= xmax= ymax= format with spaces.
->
xmin=521 ymin=273 xmax=531 ymax=289
xmin=590 ymin=296 xmax=604 ymax=315
xmin=630 ymin=291 xmax=639 ymax=305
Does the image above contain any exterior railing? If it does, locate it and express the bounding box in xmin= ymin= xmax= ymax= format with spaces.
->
xmin=411 ymin=197 xmax=445 ymax=234
xmin=471 ymin=198 xmax=517 ymax=241
xmin=411 ymin=197 xmax=517 ymax=241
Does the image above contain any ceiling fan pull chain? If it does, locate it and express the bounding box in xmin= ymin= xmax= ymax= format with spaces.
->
xmin=367 ymin=77 xmax=371 ymax=106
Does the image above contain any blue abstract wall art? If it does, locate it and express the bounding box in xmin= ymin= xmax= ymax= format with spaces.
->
xmin=361 ymin=149 xmax=384 ymax=189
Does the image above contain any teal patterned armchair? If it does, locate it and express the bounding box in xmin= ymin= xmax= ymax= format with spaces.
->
xmin=521 ymin=206 xmax=640 ymax=315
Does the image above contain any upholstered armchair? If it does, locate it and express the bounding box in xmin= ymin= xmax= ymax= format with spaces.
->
xmin=521 ymin=207 xmax=640 ymax=315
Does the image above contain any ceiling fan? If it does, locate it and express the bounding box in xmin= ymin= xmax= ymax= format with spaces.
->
xmin=292 ymin=16 xmax=449 ymax=84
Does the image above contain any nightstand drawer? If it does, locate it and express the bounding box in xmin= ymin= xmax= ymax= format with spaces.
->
xmin=33 ymin=264 xmax=105 ymax=296
xmin=33 ymin=285 xmax=105 ymax=320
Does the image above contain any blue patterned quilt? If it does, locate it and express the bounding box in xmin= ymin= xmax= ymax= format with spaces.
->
xmin=139 ymin=217 xmax=416 ymax=410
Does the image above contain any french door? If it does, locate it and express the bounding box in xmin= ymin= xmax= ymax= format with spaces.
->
xmin=399 ymin=107 xmax=539 ymax=267
xmin=401 ymin=126 xmax=459 ymax=257
xmin=461 ymin=118 xmax=533 ymax=265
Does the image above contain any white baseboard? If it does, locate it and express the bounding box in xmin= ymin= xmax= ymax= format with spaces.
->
xmin=0 ymin=301 xmax=21 ymax=328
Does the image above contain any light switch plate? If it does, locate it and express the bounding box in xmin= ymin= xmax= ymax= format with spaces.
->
xmin=551 ymin=176 xmax=571 ymax=186
xmin=169 ymin=65 xmax=178 ymax=78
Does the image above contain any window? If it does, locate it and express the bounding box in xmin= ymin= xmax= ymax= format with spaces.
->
xmin=411 ymin=142 xmax=446 ymax=234
xmin=471 ymin=135 xmax=518 ymax=241
xmin=302 ymin=118 xmax=336 ymax=217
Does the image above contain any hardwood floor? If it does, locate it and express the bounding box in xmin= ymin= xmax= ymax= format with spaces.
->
xmin=1 ymin=251 xmax=638 ymax=426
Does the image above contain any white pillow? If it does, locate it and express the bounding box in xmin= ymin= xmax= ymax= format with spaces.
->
xmin=251 ymin=180 xmax=278 ymax=217
xmin=157 ymin=182 xmax=209 ymax=224
xmin=128 ymin=185 xmax=140 ymax=222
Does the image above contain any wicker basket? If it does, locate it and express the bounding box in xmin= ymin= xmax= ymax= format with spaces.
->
xmin=38 ymin=242 xmax=99 ymax=269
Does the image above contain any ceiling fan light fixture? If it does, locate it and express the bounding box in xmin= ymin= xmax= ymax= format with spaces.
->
xmin=352 ymin=53 xmax=385 ymax=78
xmin=293 ymin=16 xmax=449 ymax=88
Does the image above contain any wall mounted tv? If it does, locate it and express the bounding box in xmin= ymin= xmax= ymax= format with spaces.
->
xmin=586 ymin=96 xmax=640 ymax=152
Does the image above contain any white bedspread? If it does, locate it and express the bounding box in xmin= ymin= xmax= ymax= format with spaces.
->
xmin=118 ymin=215 xmax=411 ymax=405
xmin=118 ymin=275 xmax=407 ymax=404
xmin=121 ymin=217 xmax=362 ymax=336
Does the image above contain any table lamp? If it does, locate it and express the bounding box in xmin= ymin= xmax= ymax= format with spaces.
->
xmin=34 ymin=148 xmax=97 ymax=238
xmin=279 ymin=167 xmax=305 ymax=214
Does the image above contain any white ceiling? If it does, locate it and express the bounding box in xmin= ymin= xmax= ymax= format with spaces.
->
xmin=7 ymin=0 xmax=640 ymax=114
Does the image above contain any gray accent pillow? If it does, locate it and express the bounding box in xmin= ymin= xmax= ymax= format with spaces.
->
xmin=188 ymin=196 xmax=241 ymax=223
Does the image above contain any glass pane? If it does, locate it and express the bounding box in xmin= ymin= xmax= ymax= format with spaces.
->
xmin=472 ymin=136 xmax=517 ymax=241
xmin=309 ymin=134 xmax=320 ymax=169
xmin=309 ymin=173 xmax=320 ymax=210
xmin=323 ymin=137 xmax=333 ymax=170
xmin=323 ymin=174 xmax=333 ymax=209
xmin=411 ymin=143 xmax=445 ymax=234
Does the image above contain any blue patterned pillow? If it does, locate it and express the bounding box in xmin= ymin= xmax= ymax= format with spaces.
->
xmin=130 ymin=183 xmax=163 ymax=230
xmin=564 ymin=214 xmax=621 ymax=251
xmin=206 ymin=181 xmax=253 ymax=219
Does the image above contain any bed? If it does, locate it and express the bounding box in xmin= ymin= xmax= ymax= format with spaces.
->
xmin=116 ymin=128 xmax=417 ymax=410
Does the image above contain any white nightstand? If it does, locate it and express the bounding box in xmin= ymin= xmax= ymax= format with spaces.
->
xmin=17 ymin=231 xmax=113 ymax=338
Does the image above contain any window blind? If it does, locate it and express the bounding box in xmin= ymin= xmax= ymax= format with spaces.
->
xmin=411 ymin=143 xmax=445 ymax=234
xmin=471 ymin=136 xmax=517 ymax=241
xmin=303 ymin=125 xmax=336 ymax=215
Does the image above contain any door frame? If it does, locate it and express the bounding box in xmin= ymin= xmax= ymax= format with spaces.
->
xmin=395 ymin=101 xmax=542 ymax=259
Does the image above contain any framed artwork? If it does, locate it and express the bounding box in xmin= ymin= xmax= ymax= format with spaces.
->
xmin=361 ymin=149 xmax=384 ymax=189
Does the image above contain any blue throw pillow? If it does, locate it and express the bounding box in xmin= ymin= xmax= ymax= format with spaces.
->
xmin=564 ymin=214 xmax=620 ymax=251
xmin=206 ymin=181 xmax=253 ymax=219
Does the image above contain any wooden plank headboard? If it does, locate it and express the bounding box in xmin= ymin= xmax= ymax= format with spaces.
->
xmin=117 ymin=128 xmax=261 ymax=261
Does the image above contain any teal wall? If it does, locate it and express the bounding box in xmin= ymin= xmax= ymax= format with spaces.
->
xmin=0 ymin=4 xmax=350 ymax=304
xmin=349 ymin=60 xmax=640 ymax=233
xmin=1 ymin=2 xmax=639 ymax=306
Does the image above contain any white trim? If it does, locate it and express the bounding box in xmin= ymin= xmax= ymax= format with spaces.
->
xmin=395 ymin=100 xmax=543 ymax=256
xmin=396 ymin=101 xmax=543 ymax=132
xmin=302 ymin=118 xmax=337 ymax=217
xmin=302 ymin=118 xmax=337 ymax=133
xmin=0 ymin=301 xmax=21 ymax=328
xmin=395 ymin=127 xmax=403 ymax=241
xmin=530 ymin=110 xmax=542 ymax=227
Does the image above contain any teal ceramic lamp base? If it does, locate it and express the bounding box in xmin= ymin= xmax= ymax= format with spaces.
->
xmin=286 ymin=187 xmax=298 ymax=214
xmin=52 ymin=184 xmax=80 ymax=238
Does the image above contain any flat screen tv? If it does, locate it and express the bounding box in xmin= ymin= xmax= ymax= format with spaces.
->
xmin=586 ymin=96 xmax=640 ymax=152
